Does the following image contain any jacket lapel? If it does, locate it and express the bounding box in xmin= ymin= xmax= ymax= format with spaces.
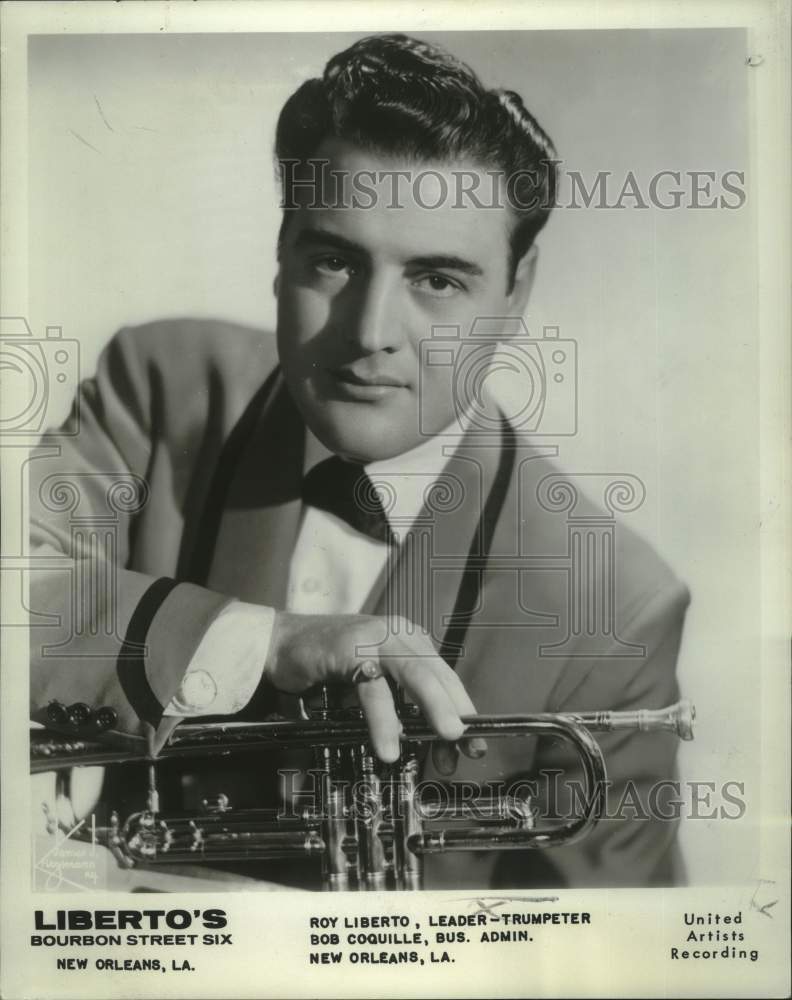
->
xmin=367 ymin=421 xmax=510 ymax=665
xmin=203 ymin=373 xmax=305 ymax=608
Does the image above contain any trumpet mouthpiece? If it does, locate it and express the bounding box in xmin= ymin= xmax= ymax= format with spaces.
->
xmin=674 ymin=699 xmax=696 ymax=741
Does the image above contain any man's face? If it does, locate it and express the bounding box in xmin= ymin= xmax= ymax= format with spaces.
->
xmin=276 ymin=141 xmax=535 ymax=463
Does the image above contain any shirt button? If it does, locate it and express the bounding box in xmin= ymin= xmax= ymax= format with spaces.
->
xmin=301 ymin=577 xmax=321 ymax=594
xmin=178 ymin=670 xmax=217 ymax=711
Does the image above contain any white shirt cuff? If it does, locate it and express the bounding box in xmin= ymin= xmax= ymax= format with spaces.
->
xmin=163 ymin=602 xmax=275 ymax=717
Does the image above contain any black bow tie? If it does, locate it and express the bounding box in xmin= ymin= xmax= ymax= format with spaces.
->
xmin=301 ymin=456 xmax=394 ymax=544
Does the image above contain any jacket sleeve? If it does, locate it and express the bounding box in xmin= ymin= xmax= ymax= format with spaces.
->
xmin=28 ymin=327 xmax=236 ymax=755
xmin=492 ymin=580 xmax=691 ymax=888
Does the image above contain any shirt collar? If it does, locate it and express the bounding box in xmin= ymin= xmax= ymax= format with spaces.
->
xmin=303 ymin=410 xmax=473 ymax=534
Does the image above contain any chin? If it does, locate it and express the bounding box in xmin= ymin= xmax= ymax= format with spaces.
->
xmin=309 ymin=405 xmax=416 ymax=464
xmin=326 ymin=430 xmax=412 ymax=464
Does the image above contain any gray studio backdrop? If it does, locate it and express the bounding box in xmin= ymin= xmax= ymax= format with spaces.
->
xmin=28 ymin=29 xmax=757 ymax=884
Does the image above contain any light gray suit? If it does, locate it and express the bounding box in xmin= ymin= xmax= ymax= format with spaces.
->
xmin=29 ymin=318 xmax=690 ymax=888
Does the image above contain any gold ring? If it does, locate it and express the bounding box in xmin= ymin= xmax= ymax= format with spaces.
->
xmin=351 ymin=659 xmax=383 ymax=684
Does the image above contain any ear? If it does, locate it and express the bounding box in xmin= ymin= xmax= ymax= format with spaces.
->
xmin=273 ymin=271 xmax=280 ymax=299
xmin=506 ymin=245 xmax=538 ymax=317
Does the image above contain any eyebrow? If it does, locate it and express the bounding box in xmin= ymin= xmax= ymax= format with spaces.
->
xmin=408 ymin=255 xmax=484 ymax=277
xmin=293 ymin=227 xmax=484 ymax=277
xmin=294 ymin=228 xmax=365 ymax=257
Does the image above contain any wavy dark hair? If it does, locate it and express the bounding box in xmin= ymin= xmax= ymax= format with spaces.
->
xmin=275 ymin=34 xmax=557 ymax=288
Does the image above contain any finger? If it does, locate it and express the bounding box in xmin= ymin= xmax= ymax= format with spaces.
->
xmin=396 ymin=646 xmax=487 ymax=758
xmin=432 ymin=740 xmax=460 ymax=776
xmin=391 ymin=659 xmax=465 ymax=742
xmin=395 ymin=636 xmax=477 ymax=717
xmin=426 ymin=659 xmax=478 ymax=716
xmin=355 ymin=675 xmax=402 ymax=763
xmin=423 ymin=664 xmax=487 ymax=758
xmin=460 ymin=735 xmax=488 ymax=760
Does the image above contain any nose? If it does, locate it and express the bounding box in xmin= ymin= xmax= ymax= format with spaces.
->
xmin=344 ymin=272 xmax=404 ymax=354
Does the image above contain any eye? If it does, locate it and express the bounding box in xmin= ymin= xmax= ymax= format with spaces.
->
xmin=314 ymin=255 xmax=355 ymax=277
xmin=412 ymin=273 xmax=464 ymax=298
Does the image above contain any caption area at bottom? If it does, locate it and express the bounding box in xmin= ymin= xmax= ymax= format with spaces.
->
xmin=307 ymin=910 xmax=591 ymax=966
xmin=27 ymin=904 xmax=768 ymax=974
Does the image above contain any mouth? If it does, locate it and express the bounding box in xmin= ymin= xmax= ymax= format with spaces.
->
xmin=332 ymin=368 xmax=406 ymax=388
xmin=327 ymin=367 xmax=407 ymax=401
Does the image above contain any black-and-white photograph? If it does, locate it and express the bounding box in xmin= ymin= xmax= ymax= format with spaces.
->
xmin=1 ymin=3 xmax=789 ymax=998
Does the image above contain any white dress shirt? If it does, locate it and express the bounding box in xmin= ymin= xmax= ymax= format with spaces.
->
xmin=164 ymin=422 xmax=462 ymax=716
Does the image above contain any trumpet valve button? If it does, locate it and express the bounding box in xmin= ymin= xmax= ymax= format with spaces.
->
xmin=93 ymin=707 xmax=117 ymax=732
xmin=67 ymin=703 xmax=92 ymax=728
xmin=46 ymin=701 xmax=69 ymax=726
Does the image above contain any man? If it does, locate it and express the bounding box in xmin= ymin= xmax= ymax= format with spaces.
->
xmin=29 ymin=34 xmax=689 ymax=888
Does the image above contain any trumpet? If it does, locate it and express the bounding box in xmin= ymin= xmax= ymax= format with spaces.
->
xmin=31 ymin=696 xmax=695 ymax=891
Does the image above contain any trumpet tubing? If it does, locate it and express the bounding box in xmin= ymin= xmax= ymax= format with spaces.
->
xmin=30 ymin=699 xmax=695 ymax=890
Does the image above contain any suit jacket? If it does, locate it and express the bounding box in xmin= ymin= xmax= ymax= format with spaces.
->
xmin=29 ymin=318 xmax=691 ymax=889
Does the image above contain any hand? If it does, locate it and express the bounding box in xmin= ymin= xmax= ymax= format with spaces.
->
xmin=264 ymin=611 xmax=486 ymax=767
